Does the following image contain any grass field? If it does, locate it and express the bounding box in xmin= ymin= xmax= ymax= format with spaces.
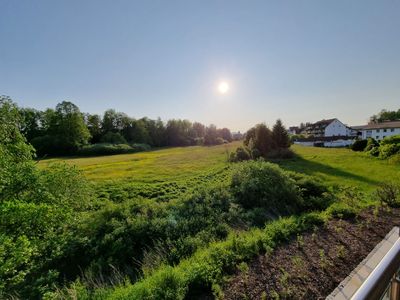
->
xmin=40 ymin=143 xmax=398 ymax=193
xmin=278 ymin=145 xmax=399 ymax=193
xmin=39 ymin=142 xmax=240 ymax=183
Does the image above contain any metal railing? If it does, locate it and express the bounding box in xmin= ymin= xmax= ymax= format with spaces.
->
xmin=351 ymin=238 xmax=400 ymax=300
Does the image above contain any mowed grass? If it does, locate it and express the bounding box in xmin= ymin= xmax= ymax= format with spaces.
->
xmin=39 ymin=142 xmax=240 ymax=183
xmin=278 ymin=145 xmax=399 ymax=193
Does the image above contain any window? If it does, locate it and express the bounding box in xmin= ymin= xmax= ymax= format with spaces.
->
xmin=376 ymin=136 xmax=379 ymax=139
xmin=391 ymin=128 xmax=395 ymax=132
xmin=376 ymin=129 xmax=380 ymax=133
xmin=383 ymin=129 xmax=387 ymax=132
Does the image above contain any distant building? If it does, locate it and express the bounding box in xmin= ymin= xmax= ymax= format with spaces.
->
xmin=288 ymin=126 xmax=301 ymax=135
xmin=304 ymin=118 xmax=350 ymax=137
xmin=231 ymin=131 xmax=244 ymax=140
xmin=294 ymin=118 xmax=356 ymax=147
xmin=352 ymin=121 xmax=400 ymax=141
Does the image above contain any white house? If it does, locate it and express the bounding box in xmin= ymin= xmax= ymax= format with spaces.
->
xmin=293 ymin=118 xmax=356 ymax=147
xmin=304 ymin=118 xmax=351 ymax=137
xmin=353 ymin=121 xmax=400 ymax=141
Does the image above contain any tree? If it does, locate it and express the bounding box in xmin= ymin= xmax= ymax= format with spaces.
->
xmin=18 ymin=108 xmax=42 ymax=142
xmin=51 ymin=101 xmax=91 ymax=153
xmin=370 ymin=108 xmax=400 ymax=123
xmin=217 ymin=128 xmax=232 ymax=142
xmin=85 ymin=114 xmax=102 ymax=143
xmin=272 ymin=119 xmax=290 ymax=148
xmin=244 ymin=127 xmax=256 ymax=146
xmin=192 ymin=122 xmax=206 ymax=138
xmin=204 ymin=124 xmax=218 ymax=145
xmin=254 ymin=124 xmax=275 ymax=156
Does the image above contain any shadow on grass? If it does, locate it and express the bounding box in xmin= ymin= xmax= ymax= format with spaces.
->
xmin=273 ymin=153 xmax=380 ymax=187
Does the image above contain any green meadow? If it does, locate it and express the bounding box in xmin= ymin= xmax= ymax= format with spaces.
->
xmin=40 ymin=143 xmax=398 ymax=193
xmin=278 ymin=145 xmax=399 ymax=193
xmin=39 ymin=142 xmax=240 ymax=183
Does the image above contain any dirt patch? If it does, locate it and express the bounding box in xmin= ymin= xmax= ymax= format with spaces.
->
xmin=223 ymin=208 xmax=400 ymax=300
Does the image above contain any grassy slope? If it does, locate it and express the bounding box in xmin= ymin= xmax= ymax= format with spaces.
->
xmin=278 ymin=145 xmax=399 ymax=193
xmin=40 ymin=143 xmax=398 ymax=193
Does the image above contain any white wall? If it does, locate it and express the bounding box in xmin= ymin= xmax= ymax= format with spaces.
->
xmin=294 ymin=141 xmax=314 ymax=147
xmin=324 ymin=139 xmax=354 ymax=147
xmin=324 ymin=119 xmax=348 ymax=137
xmin=361 ymin=128 xmax=400 ymax=140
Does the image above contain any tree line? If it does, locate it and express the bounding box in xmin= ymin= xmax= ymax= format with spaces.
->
xmin=369 ymin=108 xmax=400 ymax=124
xmin=8 ymin=96 xmax=236 ymax=156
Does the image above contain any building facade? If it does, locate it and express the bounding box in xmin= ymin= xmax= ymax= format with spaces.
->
xmin=354 ymin=121 xmax=400 ymax=141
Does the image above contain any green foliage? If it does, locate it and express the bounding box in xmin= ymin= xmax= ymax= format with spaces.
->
xmin=272 ymin=119 xmax=290 ymax=148
xmin=379 ymin=143 xmax=400 ymax=159
xmin=230 ymin=161 xmax=303 ymax=214
xmin=100 ymin=132 xmax=127 ymax=144
xmin=229 ymin=146 xmax=251 ymax=162
xmin=326 ymin=202 xmax=357 ymax=219
xmin=370 ymin=108 xmax=400 ymax=123
xmin=351 ymin=139 xmax=368 ymax=151
xmin=380 ymin=135 xmax=400 ymax=145
xmin=78 ymin=143 xmax=144 ymax=156
xmin=375 ymin=182 xmax=400 ymax=207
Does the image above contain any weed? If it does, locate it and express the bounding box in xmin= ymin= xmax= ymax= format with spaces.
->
xmin=319 ymin=249 xmax=331 ymax=270
xmin=296 ymin=234 xmax=304 ymax=249
xmin=336 ymin=245 xmax=346 ymax=259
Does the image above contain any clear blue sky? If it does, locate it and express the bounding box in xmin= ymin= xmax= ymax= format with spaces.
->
xmin=1 ymin=0 xmax=399 ymax=131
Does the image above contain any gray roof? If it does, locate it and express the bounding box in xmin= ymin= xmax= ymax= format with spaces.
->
xmin=352 ymin=121 xmax=400 ymax=130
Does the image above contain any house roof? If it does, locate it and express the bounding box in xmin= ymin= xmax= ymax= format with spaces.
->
xmin=313 ymin=118 xmax=337 ymax=126
xmin=305 ymin=118 xmax=337 ymax=131
xmin=352 ymin=120 xmax=400 ymax=130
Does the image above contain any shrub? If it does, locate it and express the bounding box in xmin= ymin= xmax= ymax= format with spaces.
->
xmin=229 ymin=146 xmax=251 ymax=162
xmin=230 ymin=161 xmax=302 ymax=215
xmin=326 ymin=202 xmax=357 ymax=219
xmin=215 ymin=137 xmax=226 ymax=145
xmin=365 ymin=138 xmax=379 ymax=154
xmin=351 ymin=139 xmax=368 ymax=151
xmin=286 ymin=172 xmax=332 ymax=210
xmin=380 ymin=135 xmax=400 ymax=146
xmin=375 ymin=182 xmax=400 ymax=207
xmin=77 ymin=143 xmax=143 ymax=156
xmin=379 ymin=143 xmax=400 ymax=159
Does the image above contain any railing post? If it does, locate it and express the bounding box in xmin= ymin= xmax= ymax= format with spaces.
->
xmin=390 ymin=272 xmax=400 ymax=300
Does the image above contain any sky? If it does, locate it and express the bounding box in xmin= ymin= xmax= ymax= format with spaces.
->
xmin=1 ymin=0 xmax=400 ymax=132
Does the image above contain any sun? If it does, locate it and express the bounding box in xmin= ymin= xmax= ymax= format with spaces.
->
xmin=218 ymin=81 xmax=229 ymax=94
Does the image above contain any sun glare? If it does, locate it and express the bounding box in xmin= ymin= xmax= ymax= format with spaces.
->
xmin=218 ymin=81 xmax=229 ymax=94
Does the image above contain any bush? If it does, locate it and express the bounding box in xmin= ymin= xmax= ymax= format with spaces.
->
xmin=351 ymin=139 xmax=368 ymax=151
xmin=230 ymin=161 xmax=302 ymax=215
xmin=215 ymin=137 xmax=226 ymax=145
xmin=286 ymin=172 xmax=332 ymax=210
xmin=229 ymin=146 xmax=251 ymax=162
xmin=375 ymin=182 xmax=400 ymax=207
xmin=379 ymin=143 xmax=400 ymax=159
xmin=380 ymin=135 xmax=400 ymax=146
xmin=365 ymin=138 xmax=379 ymax=152
xmin=77 ymin=143 xmax=145 ymax=156
xmin=326 ymin=202 xmax=357 ymax=219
